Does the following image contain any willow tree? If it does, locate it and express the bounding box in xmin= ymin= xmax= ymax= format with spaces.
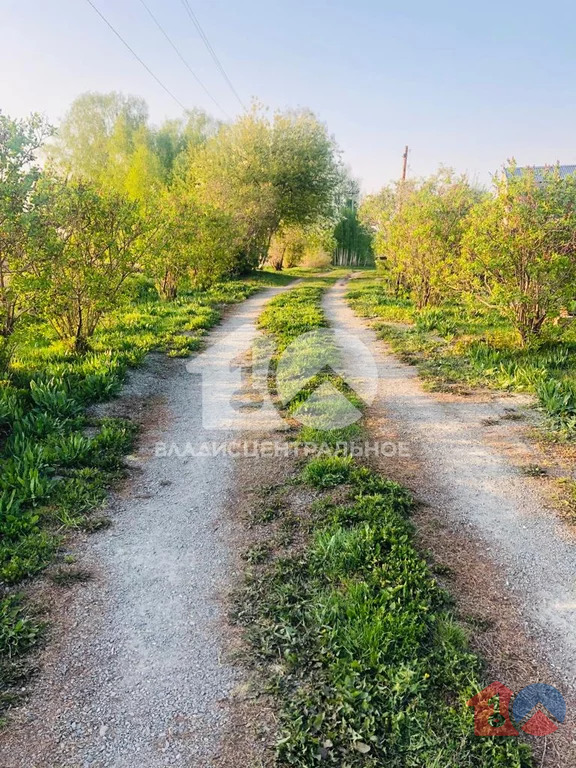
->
xmin=48 ymin=92 xmax=149 ymax=184
xmin=189 ymin=106 xmax=342 ymax=271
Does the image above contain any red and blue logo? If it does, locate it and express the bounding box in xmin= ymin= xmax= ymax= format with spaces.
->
xmin=467 ymin=682 xmax=566 ymax=737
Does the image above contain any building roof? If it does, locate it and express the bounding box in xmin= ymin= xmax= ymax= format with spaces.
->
xmin=505 ymin=165 xmax=576 ymax=181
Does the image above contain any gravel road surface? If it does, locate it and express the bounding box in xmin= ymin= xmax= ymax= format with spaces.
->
xmin=0 ymin=284 xmax=291 ymax=768
xmin=325 ymin=278 xmax=576 ymax=690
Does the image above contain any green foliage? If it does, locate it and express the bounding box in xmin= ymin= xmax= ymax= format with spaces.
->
xmin=190 ymin=106 xmax=342 ymax=270
xmin=268 ymin=223 xmax=335 ymax=271
xmin=29 ymin=378 xmax=81 ymax=417
xmin=237 ymin=466 xmax=531 ymax=767
xmin=258 ymin=280 xmax=367 ymax=447
xmin=347 ymin=282 xmax=414 ymax=323
xmin=0 ymin=111 xmax=54 ymax=336
xmin=536 ymin=379 xmax=576 ymax=431
xmin=258 ymin=284 xmax=328 ymax=350
xmin=144 ymin=188 xmax=237 ymax=297
xmin=302 ymin=455 xmax=354 ymax=488
xmin=360 ymin=170 xmax=482 ymax=308
xmin=348 ymin=279 xmax=576 ymax=436
xmin=30 ymin=176 xmax=150 ymax=351
xmin=0 ymin=273 xmax=287 ymax=583
xmin=362 ymin=164 xmax=576 ymax=344
xmin=462 ymin=167 xmax=576 ymax=341
xmin=0 ymin=272 xmax=287 ymax=691
xmin=333 ymin=201 xmax=374 ymax=268
xmin=0 ymin=597 xmax=44 ymax=658
xmin=1 ymin=94 xmax=342 ymax=340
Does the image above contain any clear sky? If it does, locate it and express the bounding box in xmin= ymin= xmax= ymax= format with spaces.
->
xmin=1 ymin=0 xmax=575 ymax=192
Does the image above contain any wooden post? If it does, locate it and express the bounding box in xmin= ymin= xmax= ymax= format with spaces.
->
xmin=402 ymin=145 xmax=409 ymax=181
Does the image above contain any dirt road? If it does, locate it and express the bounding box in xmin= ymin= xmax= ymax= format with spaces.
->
xmin=5 ymin=275 xmax=576 ymax=767
xmin=324 ymin=277 xmax=576 ymax=763
xmin=0 ymin=284 xmax=292 ymax=768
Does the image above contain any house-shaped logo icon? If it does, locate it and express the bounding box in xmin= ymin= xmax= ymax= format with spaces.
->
xmin=187 ymin=325 xmax=377 ymax=431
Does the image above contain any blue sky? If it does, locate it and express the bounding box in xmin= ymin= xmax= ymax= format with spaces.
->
xmin=1 ymin=0 xmax=575 ymax=191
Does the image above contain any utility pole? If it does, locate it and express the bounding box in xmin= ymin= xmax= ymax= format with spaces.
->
xmin=402 ymin=145 xmax=409 ymax=181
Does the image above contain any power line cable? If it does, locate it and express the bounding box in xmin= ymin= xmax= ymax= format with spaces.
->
xmin=180 ymin=0 xmax=246 ymax=111
xmin=137 ymin=0 xmax=228 ymax=118
xmin=85 ymin=0 xmax=187 ymax=112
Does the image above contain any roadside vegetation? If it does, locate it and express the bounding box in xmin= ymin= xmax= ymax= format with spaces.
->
xmin=0 ymin=271 xmax=292 ymax=718
xmin=347 ymin=280 xmax=576 ymax=437
xmin=0 ymin=90 xmax=349 ymax=719
xmin=236 ymin=283 xmax=531 ymax=767
xmin=356 ymin=166 xmax=576 ymax=438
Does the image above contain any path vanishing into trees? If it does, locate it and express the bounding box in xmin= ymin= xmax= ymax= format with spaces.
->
xmin=2 ymin=275 xmax=576 ymax=767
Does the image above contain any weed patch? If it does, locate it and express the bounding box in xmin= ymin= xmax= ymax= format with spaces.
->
xmin=301 ymin=456 xmax=354 ymax=488
xmin=236 ymin=466 xmax=531 ymax=767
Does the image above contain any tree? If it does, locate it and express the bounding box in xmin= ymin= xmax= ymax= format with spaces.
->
xmin=268 ymin=222 xmax=335 ymax=270
xmin=462 ymin=168 xmax=576 ymax=342
xmin=358 ymin=186 xmax=397 ymax=258
xmin=31 ymin=178 xmax=148 ymax=352
xmin=333 ymin=201 xmax=374 ymax=267
xmin=0 ymin=111 xmax=53 ymax=336
xmin=153 ymin=109 xmax=220 ymax=184
xmin=369 ymin=171 xmax=482 ymax=308
xmin=48 ymin=92 xmax=148 ymax=184
xmin=145 ymin=189 xmax=237 ymax=298
xmin=189 ymin=106 xmax=342 ymax=270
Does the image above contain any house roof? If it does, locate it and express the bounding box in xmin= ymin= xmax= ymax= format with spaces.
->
xmin=505 ymin=165 xmax=576 ymax=181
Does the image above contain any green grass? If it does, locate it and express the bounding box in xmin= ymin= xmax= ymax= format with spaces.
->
xmin=237 ymin=278 xmax=533 ymax=766
xmin=257 ymin=279 xmax=365 ymax=447
xmin=257 ymin=283 xmax=329 ymax=350
xmin=236 ymin=465 xmax=531 ymax=768
xmin=0 ymin=270 xmax=295 ymax=722
xmin=347 ymin=278 xmax=576 ymax=437
xmin=301 ymin=455 xmax=354 ymax=488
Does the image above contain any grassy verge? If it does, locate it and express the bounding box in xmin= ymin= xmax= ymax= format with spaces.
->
xmin=347 ymin=278 xmax=576 ymax=438
xmin=234 ymin=281 xmax=532 ymax=767
xmin=0 ymin=270 xmax=293 ymax=720
xmin=257 ymin=280 xmax=363 ymax=446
